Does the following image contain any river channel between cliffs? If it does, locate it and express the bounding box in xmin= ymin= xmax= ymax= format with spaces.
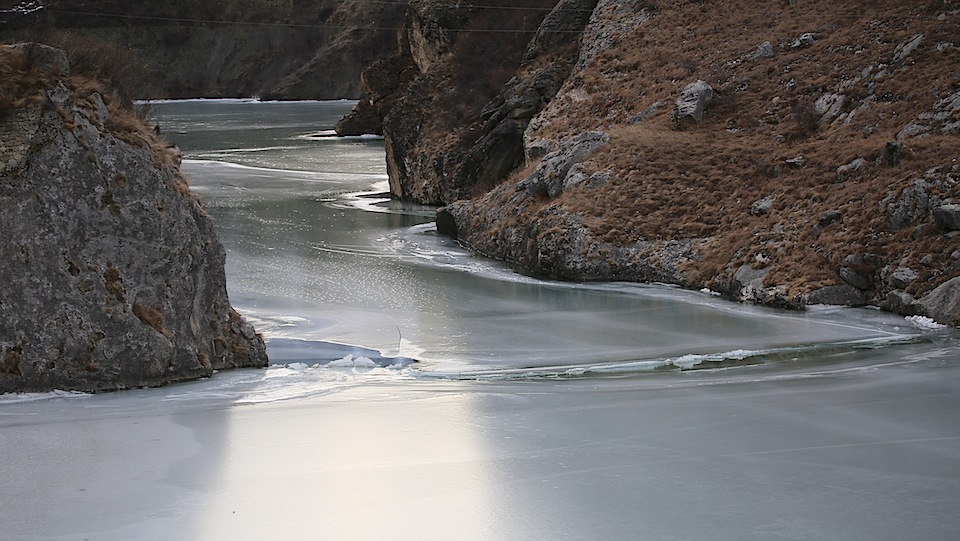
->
xmin=1 ymin=100 xmax=958 ymax=541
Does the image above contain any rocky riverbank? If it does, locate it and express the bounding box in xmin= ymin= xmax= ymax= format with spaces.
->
xmin=345 ymin=0 xmax=960 ymax=326
xmin=0 ymin=43 xmax=267 ymax=393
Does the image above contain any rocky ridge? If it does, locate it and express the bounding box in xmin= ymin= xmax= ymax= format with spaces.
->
xmin=0 ymin=43 xmax=267 ymax=393
xmin=353 ymin=0 xmax=960 ymax=326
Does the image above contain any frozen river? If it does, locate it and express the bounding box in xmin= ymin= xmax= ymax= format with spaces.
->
xmin=2 ymin=100 xmax=959 ymax=540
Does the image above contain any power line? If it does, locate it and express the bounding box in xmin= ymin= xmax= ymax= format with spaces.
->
xmin=327 ymin=0 xmax=594 ymax=13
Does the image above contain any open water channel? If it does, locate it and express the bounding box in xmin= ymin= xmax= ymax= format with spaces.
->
xmin=2 ymin=100 xmax=959 ymax=540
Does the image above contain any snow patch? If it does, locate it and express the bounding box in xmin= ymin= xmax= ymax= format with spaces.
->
xmin=906 ymin=315 xmax=947 ymax=330
xmin=0 ymin=389 xmax=90 ymax=404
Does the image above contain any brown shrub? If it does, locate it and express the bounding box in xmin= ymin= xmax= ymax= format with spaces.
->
xmin=1 ymin=346 xmax=22 ymax=376
xmin=45 ymin=33 xmax=151 ymax=109
xmin=789 ymin=97 xmax=819 ymax=138
xmin=132 ymin=304 xmax=169 ymax=337
xmin=102 ymin=267 xmax=126 ymax=303
xmin=0 ymin=46 xmax=51 ymax=119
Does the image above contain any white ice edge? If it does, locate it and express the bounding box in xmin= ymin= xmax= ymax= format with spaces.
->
xmin=425 ymin=334 xmax=924 ymax=381
xmin=137 ymin=98 xmax=357 ymax=105
xmin=0 ymin=389 xmax=91 ymax=404
xmin=182 ymin=158 xmax=387 ymax=179
xmin=906 ymin=315 xmax=948 ymax=330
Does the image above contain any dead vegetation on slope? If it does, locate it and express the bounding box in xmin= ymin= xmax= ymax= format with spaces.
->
xmin=490 ymin=0 xmax=960 ymax=300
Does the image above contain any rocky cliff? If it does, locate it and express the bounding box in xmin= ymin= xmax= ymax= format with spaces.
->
xmin=337 ymin=0 xmax=564 ymax=202
xmin=0 ymin=0 xmax=406 ymax=99
xmin=353 ymin=0 xmax=960 ymax=326
xmin=0 ymin=43 xmax=267 ymax=393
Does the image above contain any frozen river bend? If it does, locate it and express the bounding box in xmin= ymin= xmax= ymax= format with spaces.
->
xmin=2 ymin=101 xmax=959 ymax=540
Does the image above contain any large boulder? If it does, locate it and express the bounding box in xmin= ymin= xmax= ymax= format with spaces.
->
xmin=0 ymin=45 xmax=267 ymax=393
xmin=918 ymin=277 xmax=960 ymax=326
xmin=6 ymin=42 xmax=69 ymax=76
xmin=803 ymin=285 xmax=867 ymax=307
xmin=519 ymin=131 xmax=609 ymax=199
xmin=933 ymin=204 xmax=960 ymax=231
xmin=671 ymin=80 xmax=714 ymax=127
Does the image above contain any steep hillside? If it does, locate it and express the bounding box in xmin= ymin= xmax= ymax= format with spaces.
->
xmin=0 ymin=43 xmax=267 ymax=392
xmin=0 ymin=0 xmax=405 ymax=99
xmin=355 ymin=0 xmax=960 ymax=324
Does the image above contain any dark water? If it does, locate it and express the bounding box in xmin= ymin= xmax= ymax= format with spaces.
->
xmin=1 ymin=100 xmax=958 ymax=541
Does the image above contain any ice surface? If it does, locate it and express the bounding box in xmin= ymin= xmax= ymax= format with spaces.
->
xmin=4 ymin=100 xmax=957 ymax=541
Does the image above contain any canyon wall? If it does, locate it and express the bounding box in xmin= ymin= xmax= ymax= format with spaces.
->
xmin=352 ymin=0 xmax=960 ymax=325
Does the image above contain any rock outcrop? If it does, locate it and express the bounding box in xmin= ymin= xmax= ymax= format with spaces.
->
xmin=335 ymin=53 xmax=420 ymax=136
xmin=671 ymin=80 xmax=714 ymax=127
xmin=0 ymin=44 xmax=267 ymax=393
xmin=338 ymin=0 xmax=569 ymax=203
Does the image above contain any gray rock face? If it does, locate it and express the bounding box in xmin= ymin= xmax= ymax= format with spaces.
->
xmin=520 ymin=131 xmax=609 ymax=198
xmin=405 ymin=1 xmax=469 ymax=73
xmin=731 ymin=265 xmax=769 ymax=302
xmin=0 ymin=48 xmax=267 ymax=393
xmin=671 ymin=80 xmax=713 ymax=127
xmin=839 ymin=254 xmax=877 ymax=291
xmin=839 ymin=267 xmax=872 ymax=291
xmin=750 ymin=196 xmax=774 ymax=216
xmin=375 ymin=0 xmax=599 ymax=205
xmin=438 ymin=193 xmax=695 ymax=286
xmin=882 ymin=180 xmax=938 ymax=229
xmin=447 ymin=0 xmax=600 ymax=201
xmin=335 ymin=53 xmax=420 ymax=136
xmin=933 ymin=204 xmax=960 ymax=230
xmin=803 ymin=285 xmax=867 ymax=307
xmin=524 ymin=0 xmax=601 ymax=65
xmin=918 ymin=277 xmax=960 ymax=326
xmin=882 ymin=290 xmax=919 ymax=316
xmin=746 ymin=41 xmax=774 ymax=61
xmin=574 ymin=0 xmax=653 ymax=71
xmin=7 ymin=42 xmax=69 ymax=75
xmin=893 ymin=33 xmax=923 ymax=64
xmin=883 ymin=140 xmax=907 ymax=165
xmin=815 ymin=92 xmax=845 ymax=125
xmin=818 ymin=209 xmax=844 ymax=227
xmin=792 ymin=33 xmax=816 ymax=49
xmin=886 ymin=267 xmax=920 ymax=289
xmin=836 ymin=158 xmax=866 ymax=182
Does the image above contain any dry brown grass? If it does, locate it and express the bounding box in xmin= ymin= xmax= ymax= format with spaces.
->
xmin=133 ymin=303 xmax=169 ymax=337
xmin=103 ymin=266 xmax=126 ymax=303
xmin=0 ymin=46 xmax=53 ymax=118
xmin=1 ymin=345 xmax=22 ymax=376
xmin=469 ymin=0 xmax=960 ymax=298
xmin=45 ymin=32 xmax=150 ymax=108
xmin=534 ymin=0 xmax=960 ymax=139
